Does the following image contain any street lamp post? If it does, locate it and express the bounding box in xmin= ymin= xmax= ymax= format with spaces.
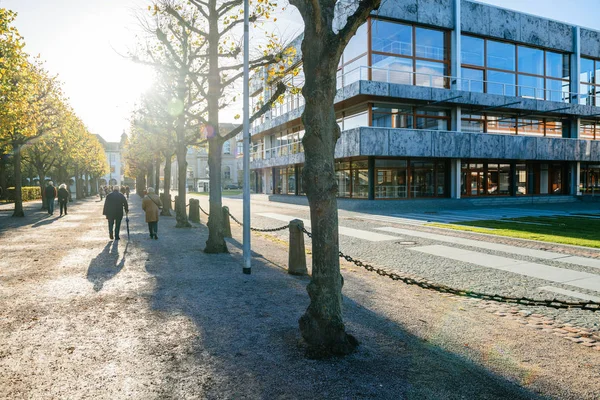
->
xmin=242 ymin=0 xmax=251 ymax=274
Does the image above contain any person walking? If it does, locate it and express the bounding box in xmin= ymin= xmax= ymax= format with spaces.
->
xmin=58 ymin=184 xmax=69 ymax=216
xmin=99 ymin=186 xmax=105 ymax=200
xmin=102 ymin=186 xmax=129 ymax=240
xmin=45 ymin=181 xmax=57 ymax=215
xmin=142 ymin=187 xmax=162 ymax=240
xmin=125 ymin=186 xmax=130 ymax=200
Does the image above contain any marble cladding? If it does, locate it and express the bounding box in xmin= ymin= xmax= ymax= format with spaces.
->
xmin=461 ymin=0 xmax=573 ymax=52
xmin=581 ymin=28 xmax=600 ymax=58
xmin=377 ymin=0 xmax=453 ymax=29
xmin=250 ymin=127 xmax=600 ymax=170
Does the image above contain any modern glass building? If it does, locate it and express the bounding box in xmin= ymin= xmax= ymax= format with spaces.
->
xmin=247 ymin=0 xmax=600 ymax=200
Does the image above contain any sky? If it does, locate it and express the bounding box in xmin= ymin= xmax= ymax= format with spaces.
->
xmin=1 ymin=0 xmax=599 ymax=143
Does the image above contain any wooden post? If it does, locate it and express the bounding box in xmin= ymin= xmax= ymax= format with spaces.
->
xmin=189 ymin=198 xmax=200 ymax=223
xmin=288 ymin=219 xmax=308 ymax=276
xmin=222 ymin=206 xmax=232 ymax=238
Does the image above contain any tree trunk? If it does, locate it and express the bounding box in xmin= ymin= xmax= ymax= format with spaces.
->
xmin=137 ymin=173 xmax=146 ymax=197
xmin=205 ymin=137 xmax=226 ymax=253
xmin=297 ymin=33 xmax=357 ymax=357
xmin=37 ymin=167 xmax=47 ymax=210
xmin=75 ymin=168 xmax=82 ymax=200
xmin=85 ymin=173 xmax=89 ymax=196
xmin=0 ymin=157 xmax=6 ymax=200
xmin=155 ymin=157 xmax=160 ymax=194
xmin=204 ymin=5 xmax=227 ymax=253
xmin=161 ymin=153 xmax=173 ymax=216
xmin=12 ymin=144 xmax=24 ymax=217
xmin=175 ymin=142 xmax=190 ymax=228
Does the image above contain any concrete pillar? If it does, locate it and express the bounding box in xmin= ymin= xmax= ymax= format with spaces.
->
xmin=570 ymin=162 xmax=581 ymax=196
xmin=189 ymin=198 xmax=200 ymax=223
xmin=222 ymin=206 xmax=232 ymax=238
xmin=288 ymin=219 xmax=308 ymax=276
xmin=571 ymin=26 xmax=582 ymax=138
xmin=450 ymin=158 xmax=461 ymax=199
xmin=368 ymin=156 xmax=375 ymax=200
xmin=451 ymin=0 xmax=462 ymax=132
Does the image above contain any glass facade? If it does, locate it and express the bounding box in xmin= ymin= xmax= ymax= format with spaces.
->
xmin=372 ymin=104 xmax=450 ymax=130
xmin=580 ymin=164 xmax=600 ymax=194
xmin=580 ymin=57 xmax=600 ymax=106
xmin=371 ymin=18 xmax=449 ymax=88
xmin=461 ymin=35 xmax=570 ymax=102
xmin=461 ymin=113 xmax=564 ymax=137
xmin=580 ymin=121 xmax=600 ymax=140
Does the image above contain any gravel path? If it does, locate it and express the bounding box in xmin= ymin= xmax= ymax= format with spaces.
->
xmin=1 ymin=196 xmax=599 ymax=399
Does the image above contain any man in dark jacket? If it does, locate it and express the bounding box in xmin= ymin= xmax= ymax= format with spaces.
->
xmin=45 ymin=181 xmax=57 ymax=215
xmin=102 ymin=186 xmax=129 ymax=240
xmin=58 ymin=184 xmax=69 ymax=216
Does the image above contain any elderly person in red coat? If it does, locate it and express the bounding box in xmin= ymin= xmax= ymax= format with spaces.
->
xmin=141 ymin=187 xmax=163 ymax=240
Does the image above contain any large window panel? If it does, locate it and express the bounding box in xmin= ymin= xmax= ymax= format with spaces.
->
xmin=461 ymin=68 xmax=484 ymax=92
xmin=372 ymin=54 xmax=412 ymax=84
xmin=342 ymin=55 xmax=368 ymax=85
xmin=343 ymin=111 xmax=369 ymax=131
xmin=487 ymin=115 xmax=516 ymax=134
xmin=581 ymin=58 xmax=595 ymax=83
xmin=518 ymin=46 xmax=544 ymax=75
xmin=546 ymin=51 xmax=570 ymax=79
xmin=546 ymin=78 xmax=570 ymax=103
xmin=415 ymin=60 xmax=446 ymax=87
xmin=487 ymin=70 xmax=516 ymax=96
xmin=371 ymin=19 xmax=412 ymax=55
xmin=487 ymin=40 xmax=516 ymax=71
xmin=415 ymin=27 xmax=445 ymax=60
xmin=344 ymin=23 xmax=368 ymax=62
xmin=518 ymin=75 xmax=544 ymax=99
xmin=461 ymin=35 xmax=484 ymax=66
xmin=519 ymin=119 xmax=545 ymax=136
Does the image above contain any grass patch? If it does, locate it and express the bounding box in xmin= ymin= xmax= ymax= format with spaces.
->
xmin=429 ymin=215 xmax=600 ymax=248
xmin=190 ymin=190 xmax=243 ymax=196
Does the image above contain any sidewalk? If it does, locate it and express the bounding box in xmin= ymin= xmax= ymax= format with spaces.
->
xmin=0 ymin=196 xmax=599 ymax=399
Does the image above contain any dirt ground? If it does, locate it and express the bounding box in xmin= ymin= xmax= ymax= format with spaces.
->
xmin=1 ymin=197 xmax=599 ymax=399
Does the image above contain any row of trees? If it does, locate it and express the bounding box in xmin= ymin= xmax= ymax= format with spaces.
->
xmin=0 ymin=9 xmax=108 ymax=217
xmin=124 ymin=0 xmax=381 ymax=357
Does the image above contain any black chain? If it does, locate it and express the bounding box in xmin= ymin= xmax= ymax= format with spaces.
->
xmin=299 ymin=226 xmax=600 ymax=312
xmin=199 ymin=204 xmax=209 ymax=216
xmin=228 ymin=210 xmax=290 ymax=232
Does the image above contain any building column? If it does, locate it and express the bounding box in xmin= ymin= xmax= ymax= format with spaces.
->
xmin=570 ymin=162 xmax=581 ymax=196
xmin=570 ymin=26 xmax=582 ymax=138
xmin=451 ymin=0 xmax=462 ymax=132
xmin=368 ymin=157 xmax=375 ymax=200
xmin=450 ymin=158 xmax=461 ymax=199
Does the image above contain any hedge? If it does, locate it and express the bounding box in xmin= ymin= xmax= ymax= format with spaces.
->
xmin=7 ymin=186 xmax=42 ymax=202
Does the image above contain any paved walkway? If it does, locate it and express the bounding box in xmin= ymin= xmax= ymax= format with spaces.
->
xmin=2 ymin=197 xmax=600 ymax=398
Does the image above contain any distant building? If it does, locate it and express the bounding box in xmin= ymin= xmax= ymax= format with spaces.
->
xmin=170 ymin=124 xmax=240 ymax=192
xmin=95 ymin=134 xmax=123 ymax=187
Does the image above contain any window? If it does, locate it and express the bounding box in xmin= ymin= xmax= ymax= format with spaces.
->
xmin=461 ymin=35 xmax=570 ymax=102
xmin=580 ymin=58 xmax=600 ymax=106
xmin=371 ymin=104 xmax=449 ymax=130
xmin=223 ymin=141 xmax=231 ymax=154
xmin=580 ymin=121 xmax=600 ymax=140
xmin=462 ymin=113 xmax=564 ymax=136
xmin=375 ymin=159 xmax=407 ymax=199
xmin=370 ymin=19 xmax=449 ymax=88
xmin=223 ymin=166 xmax=231 ymax=180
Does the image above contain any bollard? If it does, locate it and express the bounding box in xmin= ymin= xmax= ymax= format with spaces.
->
xmin=222 ymin=206 xmax=232 ymax=238
xmin=189 ymin=198 xmax=200 ymax=223
xmin=288 ymin=219 xmax=308 ymax=276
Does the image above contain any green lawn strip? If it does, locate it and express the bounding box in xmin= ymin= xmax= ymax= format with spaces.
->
xmin=428 ymin=215 xmax=600 ymax=248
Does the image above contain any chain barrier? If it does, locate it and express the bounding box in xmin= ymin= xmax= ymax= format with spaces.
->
xmin=227 ymin=210 xmax=290 ymax=232
xmin=299 ymin=226 xmax=600 ymax=312
xmin=199 ymin=204 xmax=209 ymax=216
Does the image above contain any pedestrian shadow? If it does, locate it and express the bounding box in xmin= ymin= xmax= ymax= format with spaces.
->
xmin=140 ymin=233 xmax=544 ymax=399
xmin=86 ymin=240 xmax=127 ymax=292
xmin=31 ymin=215 xmax=59 ymax=228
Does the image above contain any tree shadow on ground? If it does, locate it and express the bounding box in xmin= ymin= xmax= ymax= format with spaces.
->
xmin=86 ymin=240 xmax=127 ymax=292
xmin=138 ymin=224 xmax=544 ymax=399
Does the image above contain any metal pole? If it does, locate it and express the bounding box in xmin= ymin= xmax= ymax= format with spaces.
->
xmin=242 ymin=0 xmax=251 ymax=275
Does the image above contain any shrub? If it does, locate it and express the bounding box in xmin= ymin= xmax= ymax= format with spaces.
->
xmin=7 ymin=186 xmax=42 ymax=202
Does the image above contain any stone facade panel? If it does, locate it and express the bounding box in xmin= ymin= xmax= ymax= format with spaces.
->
xmin=360 ymin=128 xmax=389 ymax=155
xmin=470 ymin=133 xmax=505 ymax=159
xmin=389 ymin=130 xmax=432 ymax=157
